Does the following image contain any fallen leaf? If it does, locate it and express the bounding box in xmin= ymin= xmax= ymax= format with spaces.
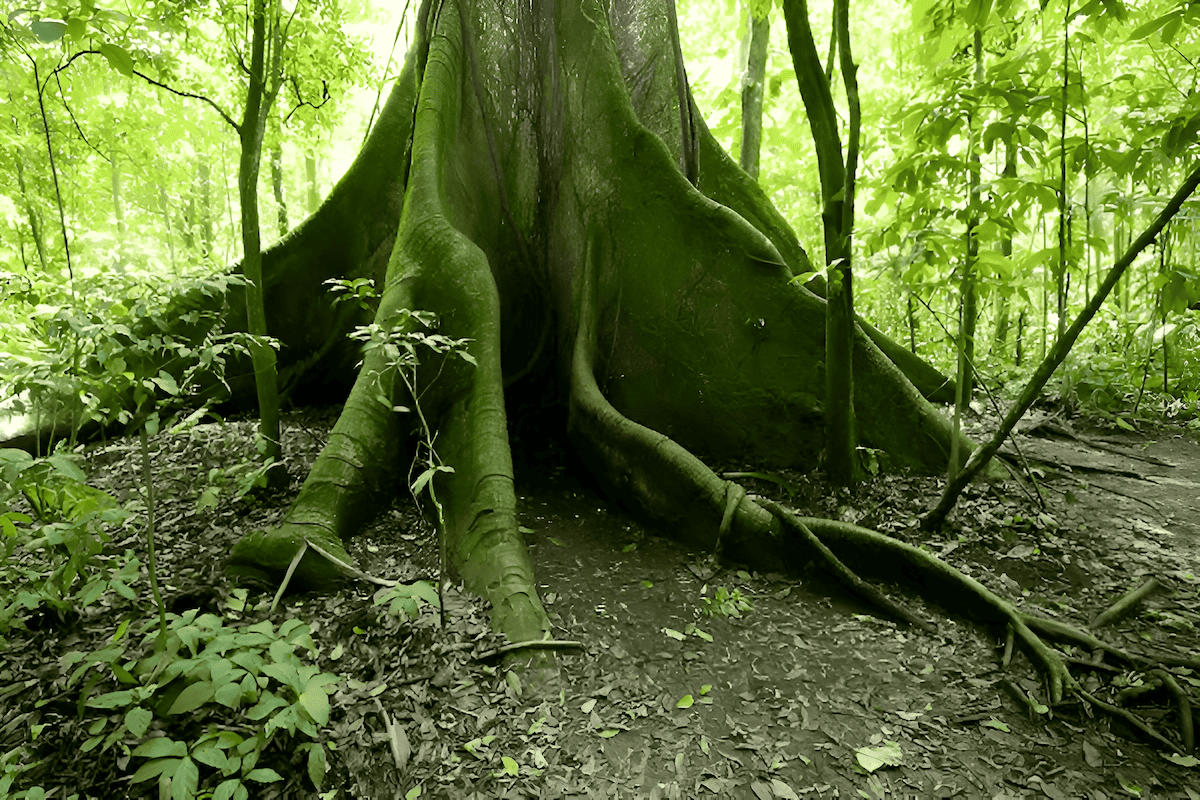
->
xmin=771 ymin=778 xmax=799 ymax=799
xmin=854 ymin=741 xmax=903 ymax=773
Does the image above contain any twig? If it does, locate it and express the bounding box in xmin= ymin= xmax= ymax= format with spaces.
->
xmin=1000 ymin=677 xmax=1041 ymax=719
xmin=305 ymin=537 xmax=397 ymax=586
xmin=270 ymin=540 xmax=307 ymax=613
xmin=474 ymin=639 xmax=584 ymax=663
xmin=1091 ymin=578 xmax=1163 ymax=629
xmin=1076 ymin=688 xmax=1182 ymax=754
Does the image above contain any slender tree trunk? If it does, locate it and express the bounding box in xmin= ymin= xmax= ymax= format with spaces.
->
xmin=907 ymin=294 xmax=918 ymax=353
xmin=14 ymin=160 xmax=48 ymax=273
xmin=992 ymin=135 xmax=1016 ymax=355
xmin=825 ymin=0 xmax=860 ymax=485
xmin=950 ymin=27 xmax=983 ymax=480
xmin=197 ymin=158 xmax=214 ymax=258
xmin=739 ymin=5 xmax=770 ymax=180
xmin=1055 ymin=5 xmax=1070 ymax=342
xmin=306 ymin=150 xmax=320 ymax=215
xmin=782 ymin=0 xmax=857 ymax=484
xmin=923 ymin=164 xmax=1200 ymax=530
xmin=158 ymin=183 xmax=177 ymax=271
xmin=271 ymin=141 xmax=288 ymax=237
xmin=112 ymin=152 xmax=126 ymax=263
xmin=239 ymin=0 xmax=286 ymax=484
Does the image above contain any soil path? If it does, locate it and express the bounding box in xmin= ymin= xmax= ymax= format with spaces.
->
xmin=499 ymin=427 xmax=1200 ymax=799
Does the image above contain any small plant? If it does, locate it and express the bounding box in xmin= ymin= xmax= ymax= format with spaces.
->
xmin=0 ymin=448 xmax=137 ymax=646
xmin=700 ymin=585 xmax=754 ymax=618
xmin=195 ymin=445 xmax=278 ymax=512
xmin=342 ymin=301 xmax=477 ymax=627
xmin=63 ymin=606 xmax=342 ymax=800
xmin=373 ymin=579 xmax=440 ymax=621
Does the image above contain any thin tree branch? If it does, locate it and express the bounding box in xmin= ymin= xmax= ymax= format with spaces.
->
xmin=132 ymin=69 xmax=240 ymax=132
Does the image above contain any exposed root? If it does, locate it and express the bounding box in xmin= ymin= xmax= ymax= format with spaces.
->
xmin=1149 ymin=668 xmax=1194 ymax=753
xmin=757 ymin=499 xmax=932 ymax=631
xmin=1077 ymin=688 xmax=1183 ymax=754
xmin=714 ymin=481 xmax=745 ymax=558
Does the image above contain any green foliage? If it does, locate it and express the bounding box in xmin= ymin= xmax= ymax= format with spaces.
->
xmin=0 ymin=448 xmax=136 ymax=647
xmin=701 ymin=585 xmax=754 ymax=618
xmin=373 ymin=579 xmax=441 ymax=621
xmin=347 ymin=310 xmax=475 ymax=498
xmin=195 ymin=456 xmax=277 ymax=513
xmin=59 ymin=609 xmax=341 ymax=799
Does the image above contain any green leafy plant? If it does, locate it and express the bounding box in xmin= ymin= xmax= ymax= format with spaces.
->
xmin=372 ymin=579 xmax=440 ymax=621
xmin=195 ymin=446 xmax=279 ymax=513
xmin=700 ymin=585 xmax=754 ymax=619
xmin=340 ymin=298 xmax=476 ymax=626
xmin=0 ymin=448 xmax=137 ymax=646
xmin=63 ymin=609 xmax=341 ymax=800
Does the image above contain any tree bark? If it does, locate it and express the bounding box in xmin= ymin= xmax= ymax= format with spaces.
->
xmin=739 ymin=5 xmax=769 ymax=179
xmin=224 ymin=0 xmax=975 ymax=660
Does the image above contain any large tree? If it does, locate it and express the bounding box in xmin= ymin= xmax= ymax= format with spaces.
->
xmin=12 ymin=0 xmax=1108 ymax=699
xmin=215 ymin=0 xmax=1095 ymax=690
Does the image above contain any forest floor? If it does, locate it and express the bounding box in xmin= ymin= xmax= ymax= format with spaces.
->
xmin=3 ymin=407 xmax=1200 ymax=799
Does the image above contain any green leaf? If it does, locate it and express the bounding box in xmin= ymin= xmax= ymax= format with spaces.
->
xmin=46 ymin=453 xmax=86 ymax=482
xmin=1128 ymin=9 xmax=1181 ymax=40
xmin=130 ymin=757 xmax=179 ymax=783
xmin=1162 ymin=753 xmax=1200 ymax=767
xmin=501 ymin=755 xmax=519 ymax=776
xmin=299 ymin=685 xmax=330 ymax=725
xmin=132 ymin=738 xmax=187 ymax=759
xmin=172 ymin=757 xmax=199 ymax=800
xmin=213 ymin=778 xmax=243 ymax=800
xmin=31 ymin=19 xmax=67 ymax=41
xmin=168 ymin=681 xmax=215 ymax=715
xmin=124 ymin=706 xmax=152 ymax=737
xmin=854 ymin=741 xmax=903 ymax=772
xmin=676 ymin=695 xmax=694 ymax=709
xmin=245 ymin=767 xmax=283 ymax=783
xmin=87 ymin=689 xmax=136 ymax=709
xmin=306 ymin=743 xmax=327 ymax=789
xmin=98 ymin=42 xmax=134 ymax=76
xmin=405 ymin=785 xmax=423 ymax=799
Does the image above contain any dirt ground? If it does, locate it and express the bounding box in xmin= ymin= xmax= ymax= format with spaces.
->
xmin=3 ymin=409 xmax=1199 ymax=799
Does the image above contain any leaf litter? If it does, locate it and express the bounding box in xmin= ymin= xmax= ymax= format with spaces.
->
xmin=1 ymin=410 xmax=1198 ymax=798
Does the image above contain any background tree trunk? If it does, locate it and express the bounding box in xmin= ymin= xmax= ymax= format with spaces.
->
xmin=739 ymin=4 xmax=770 ymax=180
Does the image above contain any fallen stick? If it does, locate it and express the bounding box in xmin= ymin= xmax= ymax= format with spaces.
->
xmin=1091 ymin=578 xmax=1163 ymax=629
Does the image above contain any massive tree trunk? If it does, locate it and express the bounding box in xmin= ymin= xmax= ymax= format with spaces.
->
xmin=225 ymin=0 xmax=974 ymax=653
